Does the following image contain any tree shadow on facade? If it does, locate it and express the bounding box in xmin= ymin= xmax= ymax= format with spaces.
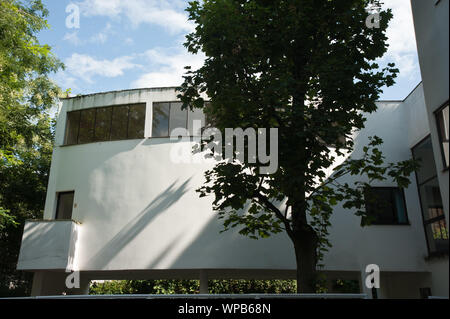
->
xmin=87 ymin=178 xmax=191 ymax=269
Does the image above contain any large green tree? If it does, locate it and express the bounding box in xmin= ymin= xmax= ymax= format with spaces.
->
xmin=179 ymin=0 xmax=417 ymax=293
xmin=0 ymin=0 xmax=62 ymax=296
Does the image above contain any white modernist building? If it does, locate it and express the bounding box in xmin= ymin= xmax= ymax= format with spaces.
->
xmin=409 ymin=0 xmax=449 ymax=299
xmin=16 ymin=1 xmax=449 ymax=298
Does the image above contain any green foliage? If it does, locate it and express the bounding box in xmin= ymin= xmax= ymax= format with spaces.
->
xmin=89 ymin=278 xmax=361 ymax=294
xmin=1 ymin=0 xmax=62 ymax=154
xmin=178 ymin=0 xmax=416 ymax=292
xmin=0 ymin=0 xmax=62 ymax=296
xmin=332 ymin=279 xmax=360 ymax=294
xmin=90 ymin=280 xmax=200 ymax=295
xmin=0 ymin=207 xmax=18 ymax=230
xmin=90 ymin=279 xmax=298 ymax=295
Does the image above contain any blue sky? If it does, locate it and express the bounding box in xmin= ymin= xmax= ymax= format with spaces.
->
xmin=38 ymin=0 xmax=422 ymax=100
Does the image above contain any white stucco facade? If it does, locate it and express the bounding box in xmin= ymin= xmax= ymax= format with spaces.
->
xmin=410 ymin=0 xmax=449 ymax=298
xmin=15 ymin=0 xmax=449 ymax=298
xmin=411 ymin=0 xmax=449 ymax=226
xmin=15 ymin=83 xmax=448 ymax=298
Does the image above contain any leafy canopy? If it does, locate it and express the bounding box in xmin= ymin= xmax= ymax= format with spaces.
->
xmin=0 ymin=0 xmax=62 ymax=296
xmin=0 ymin=0 xmax=62 ymax=158
xmin=178 ymin=0 xmax=417 ymax=254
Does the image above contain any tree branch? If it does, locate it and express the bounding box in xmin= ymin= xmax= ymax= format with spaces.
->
xmin=254 ymin=192 xmax=294 ymax=238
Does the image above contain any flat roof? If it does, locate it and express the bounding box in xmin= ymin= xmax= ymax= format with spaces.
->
xmin=60 ymin=86 xmax=180 ymax=100
xmin=60 ymin=81 xmax=423 ymax=103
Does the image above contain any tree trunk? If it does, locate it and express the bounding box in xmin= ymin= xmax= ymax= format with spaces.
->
xmin=292 ymin=226 xmax=319 ymax=293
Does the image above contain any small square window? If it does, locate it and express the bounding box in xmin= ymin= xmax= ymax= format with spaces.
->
xmin=55 ymin=192 xmax=74 ymax=220
xmin=362 ymin=187 xmax=408 ymax=225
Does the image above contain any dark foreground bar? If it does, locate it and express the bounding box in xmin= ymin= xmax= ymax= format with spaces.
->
xmin=1 ymin=293 xmax=448 ymax=318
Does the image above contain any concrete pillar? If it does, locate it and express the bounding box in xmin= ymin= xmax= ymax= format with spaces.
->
xmin=199 ymin=270 xmax=208 ymax=294
xmin=359 ymin=270 xmax=373 ymax=299
xmin=31 ymin=271 xmax=90 ymax=296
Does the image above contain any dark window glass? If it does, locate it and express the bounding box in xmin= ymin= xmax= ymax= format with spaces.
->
xmin=64 ymin=111 xmax=80 ymax=145
xmin=56 ymin=192 xmax=74 ymax=220
xmin=169 ymin=102 xmax=188 ymax=136
xmin=418 ymin=177 xmax=448 ymax=253
xmin=78 ymin=109 xmax=96 ymax=144
xmin=111 ymin=105 xmax=129 ymax=140
xmin=412 ymin=135 xmax=449 ymax=255
xmin=64 ymin=103 xmax=147 ymax=144
xmin=127 ymin=104 xmax=146 ymax=139
xmin=188 ymin=108 xmax=206 ymax=136
xmin=436 ymin=103 xmax=449 ymax=169
xmin=363 ymin=187 xmax=408 ymax=225
xmin=94 ymin=107 xmax=112 ymax=142
xmin=424 ymin=217 xmax=449 ymax=253
xmin=412 ymin=137 xmax=438 ymax=183
xmin=152 ymin=102 xmax=170 ymax=137
xmin=419 ymin=178 xmax=443 ymax=220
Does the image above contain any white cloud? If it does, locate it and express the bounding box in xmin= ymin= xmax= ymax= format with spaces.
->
xmin=65 ymin=53 xmax=141 ymax=83
xmin=63 ymin=23 xmax=113 ymax=46
xmin=52 ymin=71 xmax=79 ymax=92
xmin=382 ymin=0 xmax=420 ymax=79
xmin=131 ymin=48 xmax=205 ymax=88
xmin=63 ymin=31 xmax=84 ymax=46
xmin=89 ymin=23 xmax=112 ymax=44
xmin=125 ymin=37 xmax=134 ymax=45
xmin=76 ymin=0 xmax=194 ymax=34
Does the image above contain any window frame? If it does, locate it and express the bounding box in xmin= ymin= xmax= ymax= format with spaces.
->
xmin=77 ymin=107 xmax=96 ymax=144
xmin=127 ymin=103 xmax=147 ymax=140
xmin=412 ymin=135 xmax=449 ymax=256
xmin=55 ymin=191 xmax=75 ymax=220
xmin=63 ymin=103 xmax=146 ymax=145
xmin=93 ymin=106 xmax=113 ymax=142
xmin=434 ymin=101 xmax=449 ymax=171
xmin=151 ymin=101 xmax=174 ymax=138
xmin=151 ymin=101 xmax=206 ymax=138
xmin=363 ymin=186 xmax=410 ymax=226
xmin=64 ymin=110 xmax=81 ymax=145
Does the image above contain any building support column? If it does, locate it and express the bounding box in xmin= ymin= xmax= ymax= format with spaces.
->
xmin=199 ymin=270 xmax=208 ymax=294
xmin=31 ymin=271 xmax=90 ymax=296
xmin=359 ymin=269 xmax=373 ymax=299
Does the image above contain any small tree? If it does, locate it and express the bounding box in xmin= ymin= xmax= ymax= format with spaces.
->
xmin=0 ymin=0 xmax=63 ymax=296
xmin=178 ymin=0 xmax=418 ymax=293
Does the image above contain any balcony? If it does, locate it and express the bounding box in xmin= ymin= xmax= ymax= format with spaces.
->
xmin=17 ymin=220 xmax=80 ymax=271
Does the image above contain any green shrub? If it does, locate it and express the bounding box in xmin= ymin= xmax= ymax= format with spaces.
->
xmin=89 ymin=279 xmax=297 ymax=295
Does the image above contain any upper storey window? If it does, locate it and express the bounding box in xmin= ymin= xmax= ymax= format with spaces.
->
xmin=64 ymin=104 xmax=146 ymax=145
xmin=152 ymin=102 xmax=205 ymax=137
xmin=412 ymin=136 xmax=449 ymax=255
xmin=435 ymin=102 xmax=449 ymax=169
